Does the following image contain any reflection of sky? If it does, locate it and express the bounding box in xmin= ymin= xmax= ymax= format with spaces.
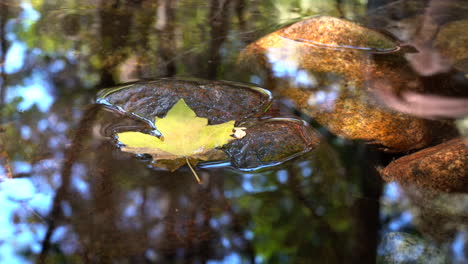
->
xmin=20 ymin=2 xmax=40 ymax=26
xmin=452 ymin=232 xmax=467 ymax=263
xmin=266 ymin=50 xmax=341 ymax=110
xmin=383 ymin=182 xmax=400 ymax=202
xmin=381 ymin=183 xmax=467 ymax=261
xmin=381 ymin=183 xmax=414 ymax=231
xmin=4 ymin=1 xmax=52 ymax=112
xmin=0 ymin=178 xmax=48 ymax=264
xmin=266 ymin=48 xmax=316 ymax=88
xmin=5 ymin=42 xmax=26 ymax=74
xmin=388 ymin=211 xmax=413 ymax=231
xmin=70 ymin=164 xmax=90 ymax=198
xmin=207 ymin=253 xmax=242 ymax=264
xmin=6 ymin=72 xmax=54 ymax=112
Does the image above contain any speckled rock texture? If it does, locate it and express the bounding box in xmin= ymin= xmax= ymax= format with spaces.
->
xmin=381 ymin=138 xmax=468 ymax=192
xmin=240 ymin=16 xmax=437 ymax=152
xmin=435 ymin=19 xmax=468 ymax=72
xmin=225 ymin=118 xmax=321 ymax=169
xmin=98 ymin=78 xmax=272 ymax=124
xmin=97 ymin=78 xmax=322 ymax=170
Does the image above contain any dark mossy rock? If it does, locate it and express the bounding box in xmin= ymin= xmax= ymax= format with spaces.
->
xmin=381 ymin=138 xmax=468 ymax=192
xmin=97 ymin=78 xmax=322 ymax=171
xmin=224 ymin=118 xmax=321 ymax=169
xmin=240 ymin=16 xmax=437 ymax=152
xmin=97 ymin=78 xmax=273 ymax=124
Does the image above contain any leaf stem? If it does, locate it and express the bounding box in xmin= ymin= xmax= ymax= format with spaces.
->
xmin=185 ymin=156 xmax=201 ymax=184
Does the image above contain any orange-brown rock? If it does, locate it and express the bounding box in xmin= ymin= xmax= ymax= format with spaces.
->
xmin=240 ymin=16 xmax=436 ymax=152
xmin=380 ymin=138 xmax=468 ymax=192
xmin=240 ymin=16 xmax=411 ymax=83
xmin=279 ymin=86 xmax=432 ymax=151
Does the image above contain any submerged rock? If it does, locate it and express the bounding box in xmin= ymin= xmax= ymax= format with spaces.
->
xmin=378 ymin=232 xmax=447 ymax=264
xmin=97 ymin=78 xmax=322 ymax=171
xmin=240 ymin=16 xmax=436 ymax=152
xmin=276 ymin=85 xmax=432 ymax=152
xmin=399 ymin=185 xmax=468 ymax=242
xmin=381 ymin=138 xmax=468 ymax=192
xmin=435 ymin=19 xmax=468 ymax=73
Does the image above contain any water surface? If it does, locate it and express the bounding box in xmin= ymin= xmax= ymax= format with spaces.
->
xmin=0 ymin=0 xmax=467 ymax=263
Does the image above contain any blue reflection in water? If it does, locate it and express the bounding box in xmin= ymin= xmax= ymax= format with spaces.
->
xmin=5 ymin=42 xmax=26 ymax=74
xmin=123 ymin=190 xmax=144 ymax=220
xmin=0 ymin=178 xmax=47 ymax=264
xmin=4 ymin=2 xmax=51 ymax=113
xmin=452 ymin=232 xmax=467 ymax=263
xmin=296 ymin=70 xmax=315 ymax=87
xmin=389 ymin=211 xmax=413 ymax=231
xmin=383 ymin=182 xmax=400 ymax=202
xmin=6 ymin=73 xmax=54 ymax=112
xmin=70 ymin=163 xmax=90 ymax=198
xmin=48 ymin=60 xmax=65 ymax=73
xmin=244 ymin=230 xmax=254 ymax=240
xmin=12 ymin=161 xmax=31 ymax=174
xmin=207 ymin=253 xmax=242 ymax=264
xmin=382 ymin=183 xmax=414 ymax=231
xmin=20 ymin=125 xmax=31 ymax=139
xmin=20 ymin=2 xmax=41 ymax=25
xmin=276 ymin=170 xmax=288 ymax=183
xmin=269 ymin=54 xmax=299 ymax=78
xmin=297 ymin=160 xmax=313 ymax=178
xmin=249 ymin=75 xmax=261 ymax=85
xmin=241 ymin=173 xmax=277 ymax=193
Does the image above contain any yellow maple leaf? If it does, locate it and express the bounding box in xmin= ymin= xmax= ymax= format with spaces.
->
xmin=116 ymin=99 xmax=238 ymax=182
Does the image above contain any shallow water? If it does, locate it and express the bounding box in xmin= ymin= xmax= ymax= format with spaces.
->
xmin=0 ymin=0 xmax=467 ymax=263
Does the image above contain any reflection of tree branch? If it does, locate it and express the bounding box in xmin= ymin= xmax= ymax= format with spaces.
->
xmin=98 ymin=0 xmax=133 ymax=86
xmin=212 ymin=175 xmax=256 ymax=263
xmin=0 ymin=151 xmax=13 ymax=180
xmin=335 ymin=0 xmax=344 ymax=18
xmin=88 ymin=142 xmax=118 ymax=264
xmin=36 ymin=105 xmax=99 ymax=264
xmin=234 ymin=0 xmax=246 ymax=31
xmin=349 ymin=146 xmax=382 ymax=264
xmin=206 ymin=0 xmax=231 ymax=79
xmin=287 ymin=168 xmax=345 ymax=262
xmin=0 ymin=1 xmax=9 ymax=116
xmin=156 ymin=0 xmax=177 ymax=77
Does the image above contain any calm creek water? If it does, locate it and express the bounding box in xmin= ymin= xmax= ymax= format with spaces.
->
xmin=0 ymin=0 xmax=467 ymax=263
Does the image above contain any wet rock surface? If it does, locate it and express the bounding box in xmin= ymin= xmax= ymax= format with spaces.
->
xmin=97 ymin=78 xmax=273 ymax=124
xmin=240 ymin=16 xmax=438 ymax=152
xmin=97 ymin=79 xmax=321 ymax=171
xmin=381 ymin=138 xmax=468 ymax=192
xmin=276 ymin=86 xmax=433 ymax=152
xmin=224 ymin=118 xmax=321 ymax=169
xmin=240 ymin=16 xmax=409 ymax=84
